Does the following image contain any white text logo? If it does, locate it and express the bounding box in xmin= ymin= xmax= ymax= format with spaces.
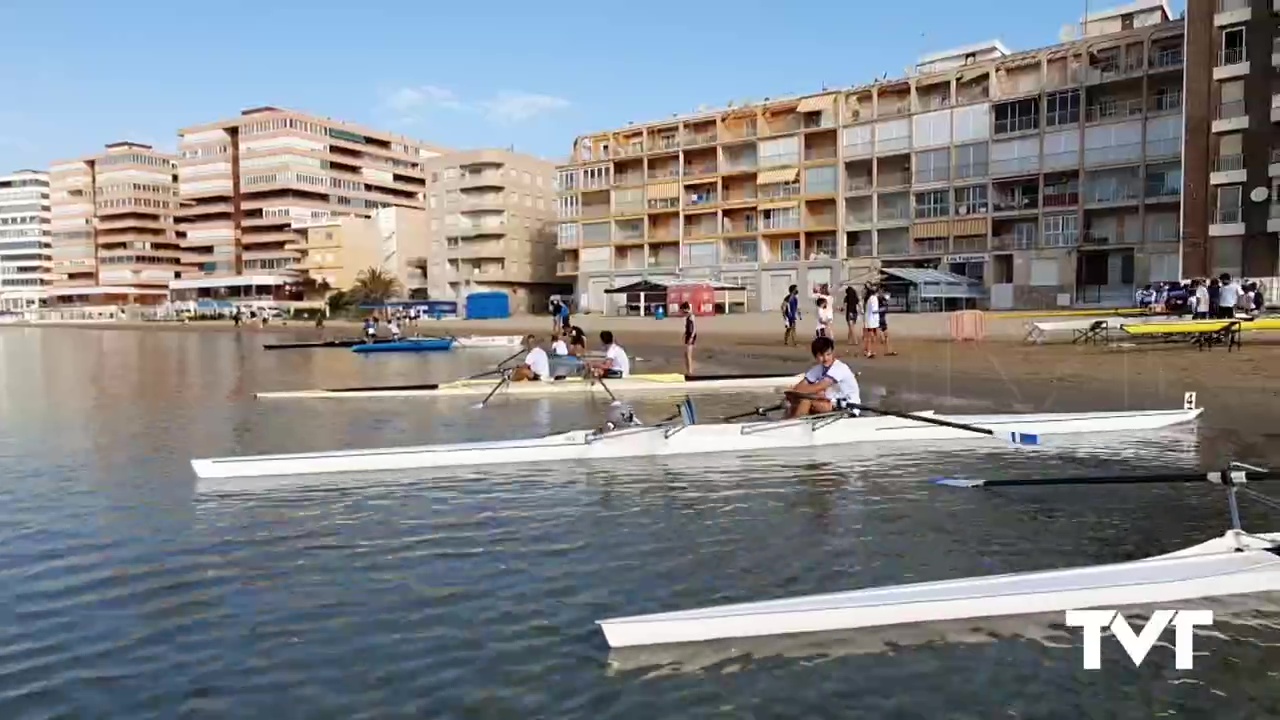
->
xmin=1064 ymin=609 xmax=1214 ymax=669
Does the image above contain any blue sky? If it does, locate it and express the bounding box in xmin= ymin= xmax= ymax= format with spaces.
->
xmin=0 ymin=0 xmax=1184 ymax=170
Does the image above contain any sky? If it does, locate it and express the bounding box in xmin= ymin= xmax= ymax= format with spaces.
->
xmin=0 ymin=0 xmax=1185 ymax=171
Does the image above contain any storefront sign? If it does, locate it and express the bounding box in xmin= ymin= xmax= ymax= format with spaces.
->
xmin=944 ymin=254 xmax=989 ymax=264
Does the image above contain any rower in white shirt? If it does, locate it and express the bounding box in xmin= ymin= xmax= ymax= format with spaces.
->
xmin=784 ymin=336 xmax=861 ymax=418
xmin=551 ymin=335 xmax=569 ymax=356
xmin=591 ymin=330 xmax=631 ymax=378
xmin=510 ymin=334 xmax=550 ymax=382
xmin=1218 ymin=274 xmax=1241 ymax=318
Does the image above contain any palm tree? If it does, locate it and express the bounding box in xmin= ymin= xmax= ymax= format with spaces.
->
xmin=350 ymin=267 xmax=402 ymax=305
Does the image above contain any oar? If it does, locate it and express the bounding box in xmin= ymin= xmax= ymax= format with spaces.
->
xmin=473 ymin=372 xmax=511 ymax=409
xmin=594 ymin=375 xmax=624 ymax=407
xmin=938 ymin=468 xmax=1276 ymax=489
xmin=724 ymin=403 xmax=786 ymax=422
xmin=846 ymin=402 xmax=1040 ymax=446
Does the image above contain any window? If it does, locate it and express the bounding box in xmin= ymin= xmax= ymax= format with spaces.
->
xmin=557 ymin=195 xmax=579 ymax=219
xmin=804 ymin=166 xmax=838 ymax=194
xmin=952 ymin=104 xmax=990 ymax=143
xmin=582 ymin=165 xmax=610 ymax=189
xmin=874 ymin=119 xmax=911 ymax=153
xmin=556 ymin=169 xmax=578 ymax=192
xmin=1043 ymin=131 xmax=1079 ymax=169
xmin=1084 ymin=121 xmax=1142 ymax=165
xmin=842 ymin=125 xmax=873 ymax=155
xmin=994 ymin=99 xmax=1039 ymax=135
xmin=1215 ymin=185 xmax=1242 ymax=223
xmin=1218 ymin=79 xmax=1245 ymax=120
xmin=758 ymin=137 xmax=800 ymax=167
xmin=1045 ymin=89 xmax=1080 ymax=127
xmin=912 ymin=110 xmax=952 ymax=148
xmin=761 ymin=206 xmax=800 ymax=230
xmin=1030 ymin=258 xmax=1060 ymax=286
xmin=954 ymin=185 xmax=988 ymax=215
xmin=953 ymin=143 xmax=988 ymax=179
xmin=914 ymin=189 xmax=950 ymax=218
xmin=1042 ymin=213 xmax=1079 ymax=247
xmin=443 ymin=168 xmax=458 ymax=180
xmin=913 ymin=149 xmax=950 ymax=184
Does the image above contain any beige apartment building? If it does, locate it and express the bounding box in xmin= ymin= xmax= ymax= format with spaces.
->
xmin=47 ymin=142 xmax=181 ymax=306
xmin=422 ymin=149 xmax=565 ymax=313
xmin=556 ymin=0 xmax=1188 ymax=312
xmin=173 ymin=107 xmax=446 ymax=302
xmin=288 ymin=206 xmax=428 ymax=291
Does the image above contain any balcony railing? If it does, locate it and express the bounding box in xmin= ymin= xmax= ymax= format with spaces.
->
xmin=809 ymin=213 xmax=838 ymax=227
xmin=683 ymin=132 xmax=718 ymax=147
xmin=875 ymin=137 xmax=911 ymax=154
xmin=647 ymin=168 xmax=679 ymax=180
xmin=762 ymin=217 xmax=801 ymax=231
xmin=993 ymin=194 xmax=1038 ymax=212
xmin=1217 ymin=0 xmax=1248 ymax=12
xmin=844 ymin=141 xmax=873 ymax=158
xmin=651 ymin=136 xmax=680 ymax=152
xmin=1218 ymin=47 xmax=1247 ymax=67
xmin=722 ymin=218 xmax=758 ymax=234
xmin=913 ymin=167 xmax=950 ymax=184
xmin=722 ymin=159 xmax=758 ymax=173
xmin=914 ymin=239 xmax=947 ymax=254
xmin=804 ymin=147 xmax=838 ymax=162
xmin=1144 ymin=181 xmax=1181 ymax=199
xmin=1086 ymin=183 xmax=1140 ymax=203
xmin=613 ymin=174 xmax=645 ymax=186
xmin=954 ymin=162 xmax=988 ymax=180
xmin=684 ymin=223 xmax=719 ymax=238
xmin=1040 ymin=232 xmax=1079 ymax=248
xmin=759 ymin=183 xmax=801 ymax=200
xmin=877 ymin=172 xmax=911 ymax=188
xmin=1151 ymin=91 xmax=1182 ymax=113
xmin=722 ymin=189 xmax=758 ymax=203
xmin=557 ymin=261 xmax=578 ymax=274
xmin=1214 ymin=207 xmax=1242 ymax=224
xmin=846 ymin=242 xmax=874 ymax=258
xmin=614 ymin=201 xmax=645 ymax=214
xmin=846 ymin=212 xmax=874 ymax=227
xmin=1146 ymin=138 xmax=1181 ymax=158
xmin=683 ymin=163 xmax=718 ymax=178
xmin=1152 ymin=48 xmax=1183 ymax=69
xmin=1214 ymin=154 xmax=1245 ymax=172
xmin=846 ymin=177 xmax=873 ymax=193
xmin=1085 ymin=99 xmax=1145 ymax=123
xmin=556 ymin=236 xmax=579 ymax=250
xmin=1217 ymin=100 xmax=1246 ymax=120
xmin=991 ymin=234 xmax=1035 ymax=251
xmin=647 ymin=198 xmax=680 ymax=211
xmin=685 ymin=193 xmax=719 ymax=208
xmin=1043 ymin=191 xmax=1079 ymax=208
xmin=775 ymin=246 xmax=802 ymax=262
xmin=877 ymin=205 xmax=910 ymax=222
xmin=762 ymin=117 xmax=803 ymax=135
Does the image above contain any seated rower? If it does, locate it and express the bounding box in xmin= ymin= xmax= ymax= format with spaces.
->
xmin=590 ymin=330 xmax=631 ymax=379
xmin=509 ymin=334 xmax=550 ymax=382
xmin=784 ymin=336 xmax=860 ymax=418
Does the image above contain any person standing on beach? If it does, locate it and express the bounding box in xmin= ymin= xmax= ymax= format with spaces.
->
xmin=781 ymin=285 xmax=800 ymax=346
xmin=861 ymin=286 xmax=881 ymax=358
xmin=681 ymin=302 xmax=697 ymax=375
xmin=877 ymin=286 xmax=897 ymax=356
xmin=842 ymin=284 xmax=860 ymax=345
xmin=550 ymin=298 xmax=562 ymax=334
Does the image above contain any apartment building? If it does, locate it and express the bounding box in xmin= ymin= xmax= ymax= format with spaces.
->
xmin=556 ymin=0 xmax=1186 ymax=312
xmin=422 ymin=149 xmax=564 ymax=312
xmin=46 ymin=143 xmax=181 ymax=306
xmin=1182 ymin=0 xmax=1279 ymax=293
xmin=284 ymin=206 xmax=428 ymax=292
xmin=173 ymin=107 xmax=445 ymax=301
xmin=0 ymin=170 xmax=52 ymax=311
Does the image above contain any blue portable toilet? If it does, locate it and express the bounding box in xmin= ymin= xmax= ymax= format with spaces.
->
xmin=465 ymin=292 xmax=511 ymax=320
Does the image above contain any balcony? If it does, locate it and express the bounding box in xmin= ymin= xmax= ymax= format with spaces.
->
xmin=761 ymin=217 xmax=801 ymax=232
xmin=1214 ymin=47 xmax=1249 ymax=81
xmin=1273 ymin=93 xmax=1280 ymax=123
xmin=1144 ymin=180 xmax=1181 ymax=202
xmin=683 ymin=132 xmax=718 ymax=147
xmin=1150 ymin=91 xmax=1182 ymax=115
xmin=994 ymin=116 xmax=1038 ymax=136
xmin=684 ymin=192 xmax=719 ymax=209
xmin=846 ymin=212 xmax=874 ymax=229
xmin=1084 ymin=99 xmax=1145 ymax=124
xmin=1212 ymin=101 xmax=1248 ymax=133
xmin=683 ymin=162 xmax=718 ymax=179
xmin=1211 ymin=154 xmax=1246 ymax=184
xmin=1043 ymin=191 xmax=1079 ymax=208
xmin=1085 ymin=182 xmax=1140 ymax=205
xmin=844 ymin=141 xmax=873 ymax=159
xmin=1215 ymin=0 xmax=1250 ymax=26
xmin=759 ymin=183 xmax=801 ymax=200
xmin=1040 ymin=232 xmax=1079 ymax=249
xmin=913 ymin=239 xmax=947 ymax=255
xmin=459 ymin=172 xmax=504 ymax=189
xmin=613 ymin=173 xmax=645 ymax=187
xmin=1210 ymin=206 xmax=1244 ymax=236
xmin=460 ymin=196 xmax=505 ymax=212
xmin=993 ymin=193 xmax=1038 ymax=214
xmin=804 ymin=146 xmax=838 ymax=162
xmin=1151 ymin=48 xmax=1183 ymax=70
xmin=556 ymin=235 xmax=579 ymax=250
xmin=721 ymin=217 xmax=758 ymax=235
xmin=684 ymin=222 xmax=719 ymax=239
xmin=647 ymin=168 xmax=680 ymax=181
xmin=613 ymin=142 xmax=645 ymax=158
xmin=877 ymin=205 xmax=911 ymax=224
xmin=1270 ymin=202 xmax=1280 ymax=232
xmin=1271 ymin=148 xmax=1280 ymax=177
xmin=846 ymin=176 xmax=873 ymax=194
xmin=808 ymin=212 xmax=838 ymax=229
xmin=846 ymin=241 xmax=874 ymax=258
xmin=877 ymin=171 xmax=911 ymax=189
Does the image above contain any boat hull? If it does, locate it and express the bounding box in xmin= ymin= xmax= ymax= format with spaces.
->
xmin=453 ymin=335 xmax=523 ymax=348
xmin=351 ymin=338 xmax=454 ymax=353
xmin=254 ymin=373 xmax=801 ymax=400
xmin=598 ymin=530 xmax=1280 ymax=648
xmin=190 ymin=406 xmax=1202 ymax=481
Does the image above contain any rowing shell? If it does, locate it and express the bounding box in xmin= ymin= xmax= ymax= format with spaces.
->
xmin=597 ymin=529 xmax=1280 ymax=648
xmin=254 ymin=373 xmax=802 ymax=400
xmin=189 ymin=404 xmax=1201 ymax=481
xmin=453 ymin=335 xmax=524 ymax=348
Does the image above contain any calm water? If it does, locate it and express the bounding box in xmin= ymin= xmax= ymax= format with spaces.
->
xmin=3 ymin=328 xmax=1280 ymax=719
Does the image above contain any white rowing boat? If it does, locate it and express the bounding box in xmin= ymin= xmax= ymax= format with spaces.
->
xmin=453 ymin=335 xmax=524 ymax=349
xmin=598 ymin=528 xmax=1280 ymax=648
xmin=190 ymin=397 xmax=1201 ymax=481
xmin=254 ymin=373 xmax=800 ymax=400
xmin=599 ymin=464 xmax=1279 ymax=648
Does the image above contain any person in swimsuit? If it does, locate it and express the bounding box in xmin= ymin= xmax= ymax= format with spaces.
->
xmin=681 ymin=302 xmax=697 ymax=375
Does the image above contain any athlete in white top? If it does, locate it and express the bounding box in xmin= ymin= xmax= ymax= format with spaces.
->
xmin=1219 ymin=275 xmax=1241 ymax=318
xmin=815 ymin=297 xmax=834 ymax=338
xmin=592 ymin=330 xmax=631 ymax=378
xmin=510 ymin=334 xmax=550 ymax=381
xmin=551 ymin=336 xmax=569 ymax=355
xmin=784 ymin=336 xmax=861 ymax=418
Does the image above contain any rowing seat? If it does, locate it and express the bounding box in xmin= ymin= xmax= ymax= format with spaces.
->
xmin=1119 ymin=320 xmax=1242 ymax=352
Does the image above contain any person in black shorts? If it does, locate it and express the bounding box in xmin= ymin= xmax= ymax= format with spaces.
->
xmin=681 ymin=302 xmax=697 ymax=375
xmin=877 ymin=287 xmax=897 ymax=356
xmin=842 ymin=285 xmax=860 ymax=345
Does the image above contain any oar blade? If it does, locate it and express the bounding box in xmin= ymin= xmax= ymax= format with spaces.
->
xmin=997 ymin=430 xmax=1040 ymax=446
xmin=934 ymin=478 xmax=986 ymax=488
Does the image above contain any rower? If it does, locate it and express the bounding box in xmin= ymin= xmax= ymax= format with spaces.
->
xmin=591 ymin=330 xmax=631 ymax=379
xmin=784 ymin=335 xmax=860 ymax=419
xmin=509 ymin=334 xmax=550 ymax=382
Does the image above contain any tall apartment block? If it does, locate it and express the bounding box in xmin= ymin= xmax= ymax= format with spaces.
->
xmin=421 ymin=149 xmax=564 ymax=312
xmin=173 ymin=107 xmax=445 ymax=300
xmin=47 ymin=143 xmax=181 ymax=306
xmin=1182 ymin=0 xmax=1279 ymax=293
xmin=0 ymin=170 xmax=52 ymax=311
xmin=555 ymin=0 xmax=1187 ymax=312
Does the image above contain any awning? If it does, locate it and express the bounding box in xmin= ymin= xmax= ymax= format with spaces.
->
xmin=880 ymin=267 xmax=984 ymax=299
xmin=756 ymin=167 xmax=799 ymax=185
xmin=953 ymin=217 xmax=988 ymax=236
xmin=646 ymin=182 xmax=679 ymax=200
xmin=911 ymin=220 xmax=951 ymax=239
xmin=758 ymin=201 xmax=799 ymax=210
xmin=605 ymin=280 xmax=669 ymax=294
xmin=796 ymin=94 xmax=836 ymax=113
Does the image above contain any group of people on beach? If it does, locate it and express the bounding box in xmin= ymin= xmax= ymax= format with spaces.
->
xmin=1136 ymin=274 xmax=1267 ymax=319
xmin=783 ymin=283 xmax=896 ymax=359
